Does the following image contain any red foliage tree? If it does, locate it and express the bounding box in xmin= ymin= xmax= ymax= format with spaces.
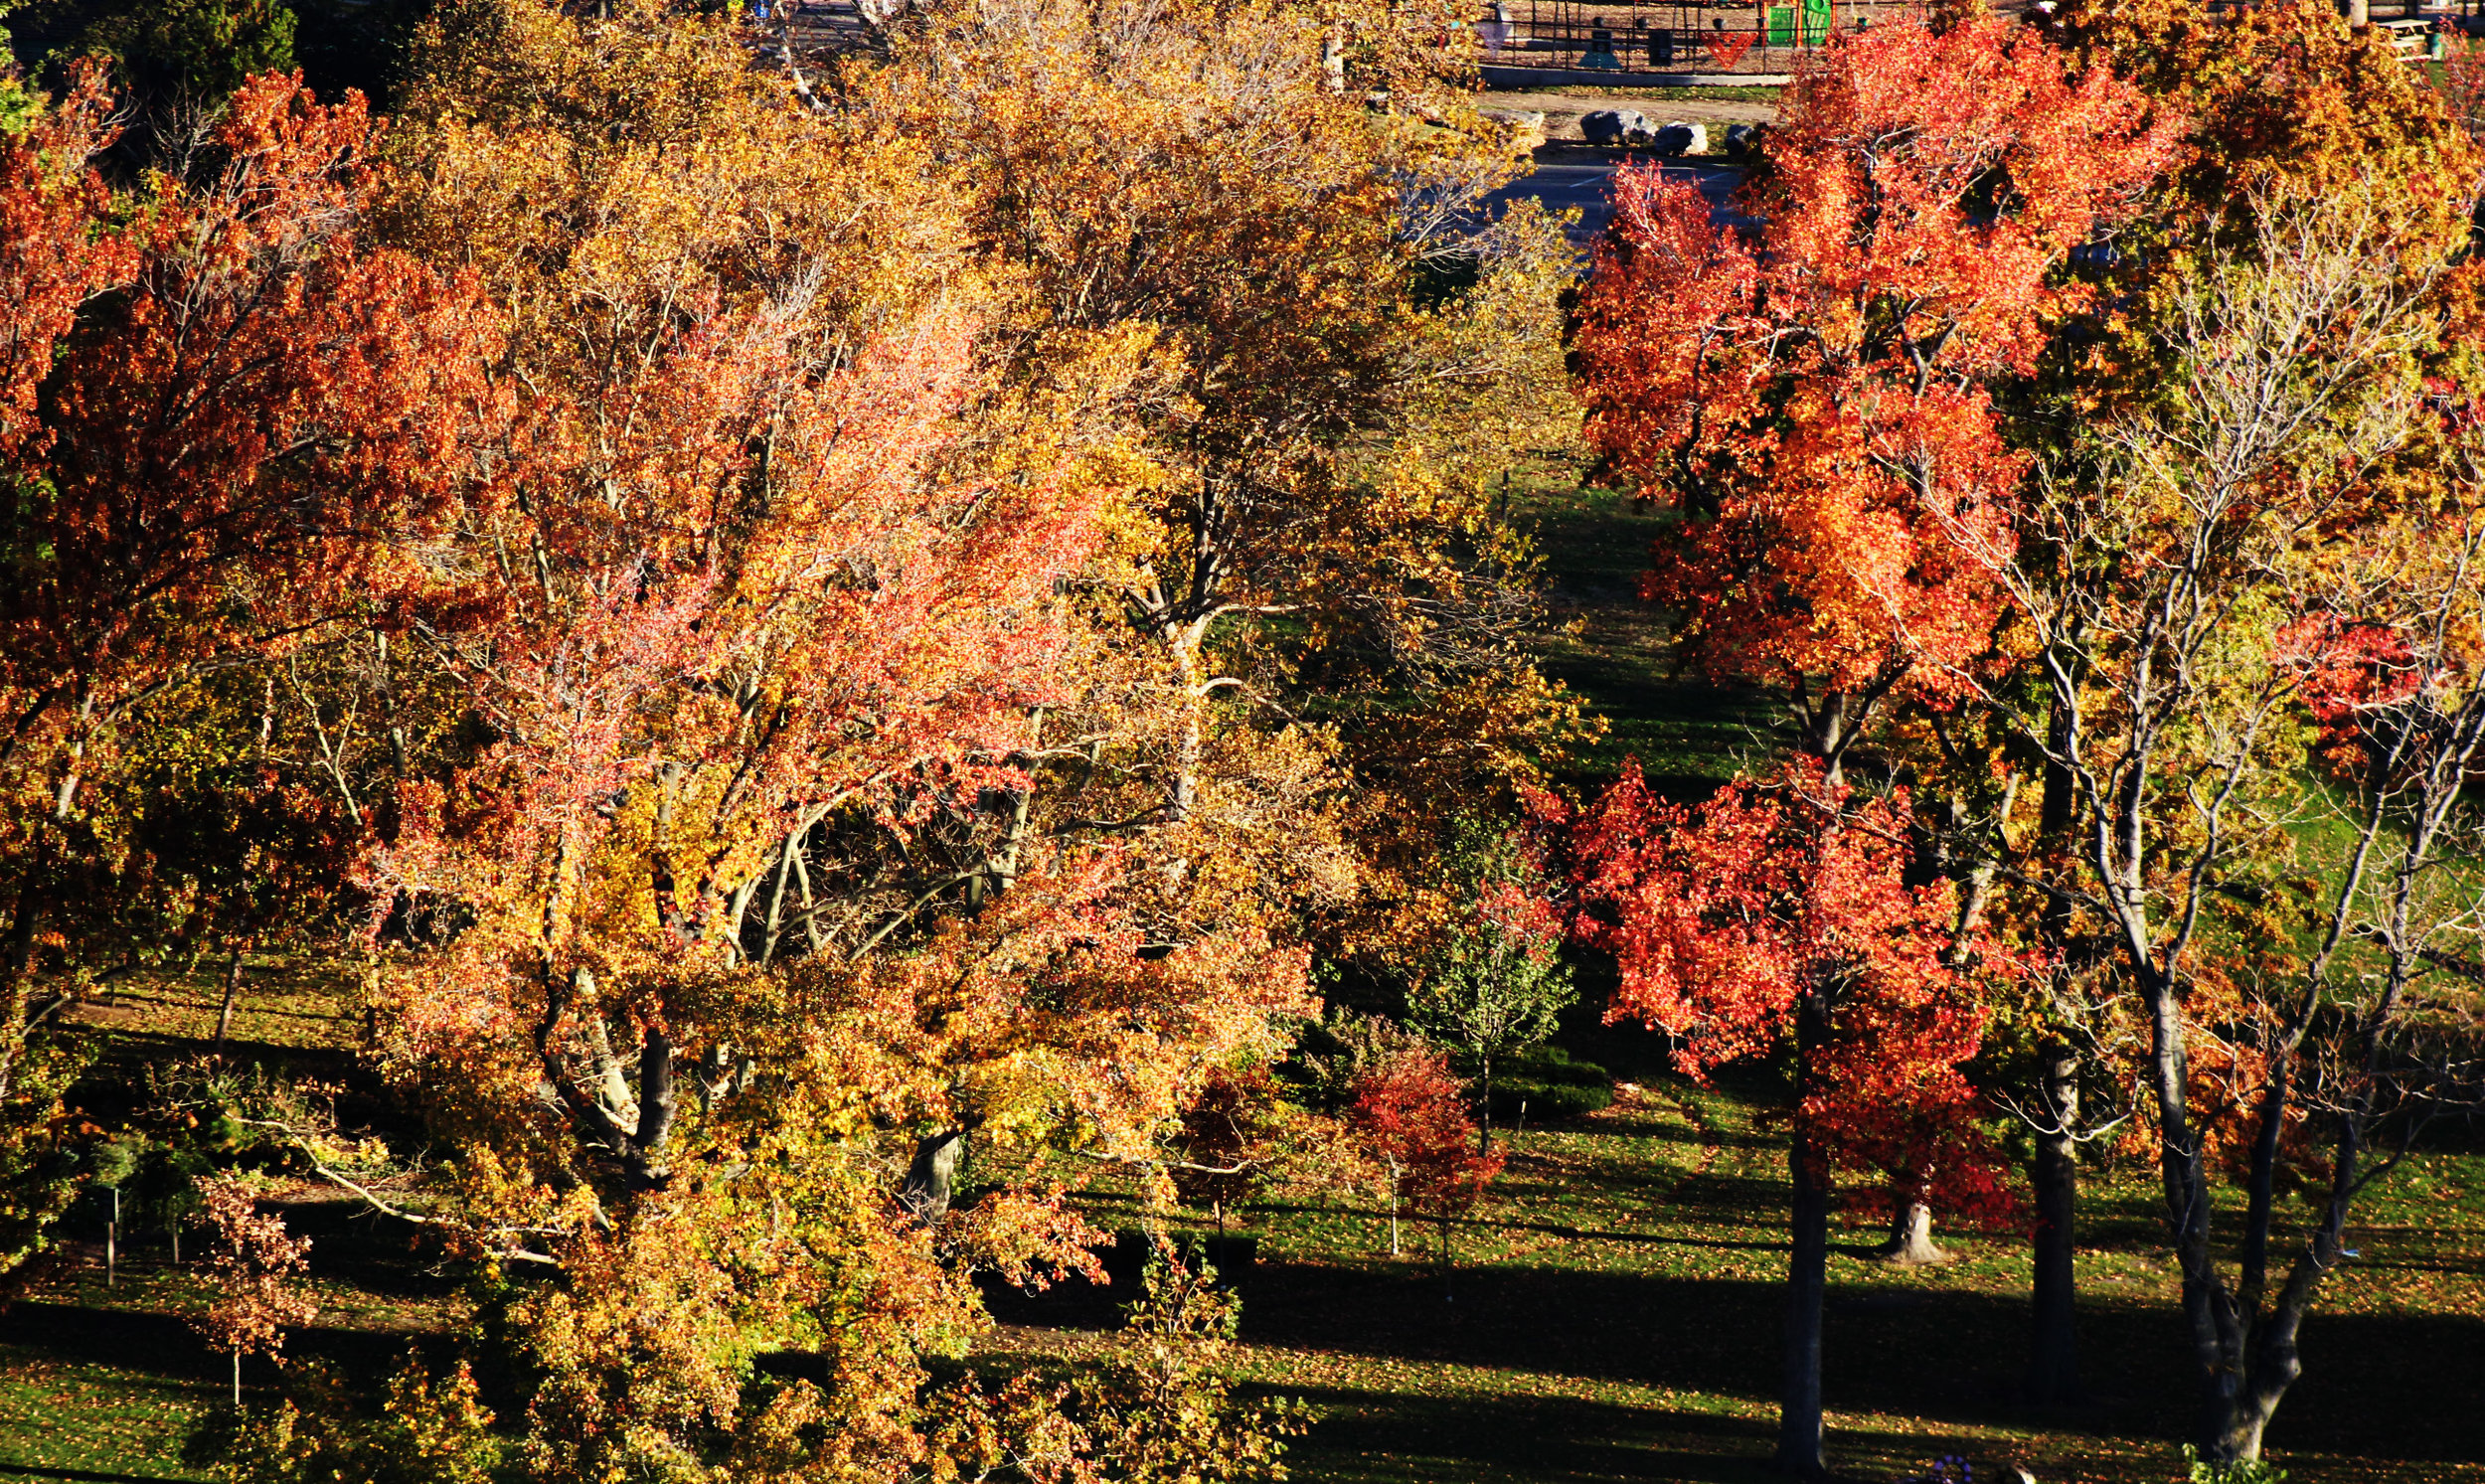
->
xmin=1554 ymin=761 xmax=2013 ymax=1478
xmin=0 ymin=69 xmax=493 ymax=1096
xmin=1574 ymin=14 xmax=2175 ymax=779
xmin=1347 ymin=1046 xmax=1502 ymax=1261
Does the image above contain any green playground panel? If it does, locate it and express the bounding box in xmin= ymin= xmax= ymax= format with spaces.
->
xmin=1764 ymin=0 xmax=1832 ymax=45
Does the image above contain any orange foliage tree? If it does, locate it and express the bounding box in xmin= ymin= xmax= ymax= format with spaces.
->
xmin=192 ymin=2 xmax=1326 ymax=1471
xmin=1570 ymin=8 xmax=2179 ymax=1433
xmin=1575 ymin=12 xmax=2174 ymax=781
xmin=860 ymin=0 xmax=1587 ymax=995
xmin=1580 ymin=1 xmax=2485 ymax=1467
xmin=191 ymin=1177 xmax=319 ymax=1406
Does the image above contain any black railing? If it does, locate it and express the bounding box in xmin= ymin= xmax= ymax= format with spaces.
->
xmin=1475 ymin=0 xmax=1850 ymax=70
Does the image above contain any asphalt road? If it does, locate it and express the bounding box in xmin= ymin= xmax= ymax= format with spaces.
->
xmin=1485 ymin=151 xmax=1749 ymax=250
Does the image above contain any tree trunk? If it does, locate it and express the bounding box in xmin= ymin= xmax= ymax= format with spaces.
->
xmin=1798 ymin=690 xmax=1856 ymax=788
xmin=2139 ymin=968 xmax=2246 ymax=1464
xmin=633 ymin=1027 xmax=677 ymax=1158
xmin=1871 ymin=1199 xmax=1947 ymax=1267
xmin=214 ymin=949 xmax=244 ymax=1054
xmin=901 ymin=1129 xmax=967 ymax=1224
xmin=232 ymin=1351 xmax=242 ymax=1408
xmin=1388 ymin=1159 xmax=1401 ymax=1255
xmin=2027 ymin=705 xmax=2083 ymax=1403
xmin=1478 ymin=1050 xmax=1494 ymax=1155
xmin=1777 ymin=1006 xmax=1828 ymax=1480
xmin=2027 ymin=1045 xmax=2082 ymax=1402
xmin=1168 ymin=623 xmax=1210 ymax=824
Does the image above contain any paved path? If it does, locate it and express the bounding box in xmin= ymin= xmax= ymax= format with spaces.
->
xmin=1486 ymin=150 xmax=1749 ymax=250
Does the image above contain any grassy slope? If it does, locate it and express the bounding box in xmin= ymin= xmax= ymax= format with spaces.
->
xmin=1513 ymin=459 xmax=1783 ymax=794
xmin=1 ymin=971 xmax=456 ymax=1483
xmin=9 ymin=474 xmax=2485 ymax=1484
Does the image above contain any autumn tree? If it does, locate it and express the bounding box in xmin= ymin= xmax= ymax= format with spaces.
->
xmin=123 ymin=3 xmax=1334 ymax=1473
xmin=2044 ymin=0 xmax=2477 ymax=259
xmin=0 ymin=68 xmax=490 ymax=1281
xmin=1556 ymin=762 xmax=2010 ymax=1480
xmin=1933 ymin=184 xmax=2481 ymax=1463
xmin=1573 ymin=14 xmax=2176 ymax=1412
xmin=7 ymin=1 xmax=1577 ymax=1471
xmin=192 ymin=1177 xmax=318 ymax=1407
xmin=1575 ymin=11 xmax=2175 ymax=784
xmin=1345 ymin=1043 xmax=1502 ymax=1263
xmin=1072 ymin=1252 xmax=1311 ymax=1483
xmin=190 ymin=1357 xmax=500 ymax=1484
xmin=855 ymin=0 xmax=1589 ymax=981
xmin=1170 ymin=1063 xmax=1301 ymax=1236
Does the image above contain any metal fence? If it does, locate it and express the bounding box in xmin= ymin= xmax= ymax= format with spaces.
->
xmin=1474 ymin=0 xmax=1856 ymax=72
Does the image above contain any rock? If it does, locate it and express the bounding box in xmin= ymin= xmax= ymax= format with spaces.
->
xmin=1480 ymin=107 xmax=1548 ymax=152
xmin=1653 ymin=121 xmax=1708 ymax=157
xmin=1725 ymin=121 xmax=1760 ymax=153
xmin=1580 ymin=108 xmax=1649 ymax=147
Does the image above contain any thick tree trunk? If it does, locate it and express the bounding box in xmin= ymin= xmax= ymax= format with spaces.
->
xmin=0 ymin=834 xmax=57 ymax=1101
xmin=634 ymin=1028 xmax=677 ymax=1157
xmin=1872 ymin=1199 xmax=1947 ymax=1266
xmin=2027 ymin=706 xmax=2083 ymax=1402
xmin=1798 ymin=691 xmax=1856 ymax=788
xmin=2026 ymin=1045 xmax=2082 ymax=1402
xmin=1777 ymin=1008 xmax=1828 ymax=1480
xmin=901 ymin=1129 xmax=967 ymax=1224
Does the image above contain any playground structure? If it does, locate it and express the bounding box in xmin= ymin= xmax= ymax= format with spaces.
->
xmin=1475 ymin=0 xmax=1864 ymax=71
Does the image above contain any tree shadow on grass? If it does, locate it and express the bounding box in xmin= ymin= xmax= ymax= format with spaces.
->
xmin=989 ymin=1255 xmax=2485 ymax=1471
xmin=0 ymin=1301 xmax=433 ymax=1396
xmin=1234 ymin=1201 xmax=1789 ymax=1256
xmin=1262 ymin=1384 xmax=1783 ymax=1484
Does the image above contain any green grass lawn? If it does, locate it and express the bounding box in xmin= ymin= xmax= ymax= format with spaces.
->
xmin=1511 ymin=454 xmax=1784 ymax=794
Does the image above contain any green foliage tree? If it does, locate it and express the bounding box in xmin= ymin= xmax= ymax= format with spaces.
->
xmin=1403 ymin=818 xmax=1574 ymax=1151
xmin=9 ymin=0 xmax=295 ymax=107
xmin=0 ymin=1039 xmax=84 ymax=1290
